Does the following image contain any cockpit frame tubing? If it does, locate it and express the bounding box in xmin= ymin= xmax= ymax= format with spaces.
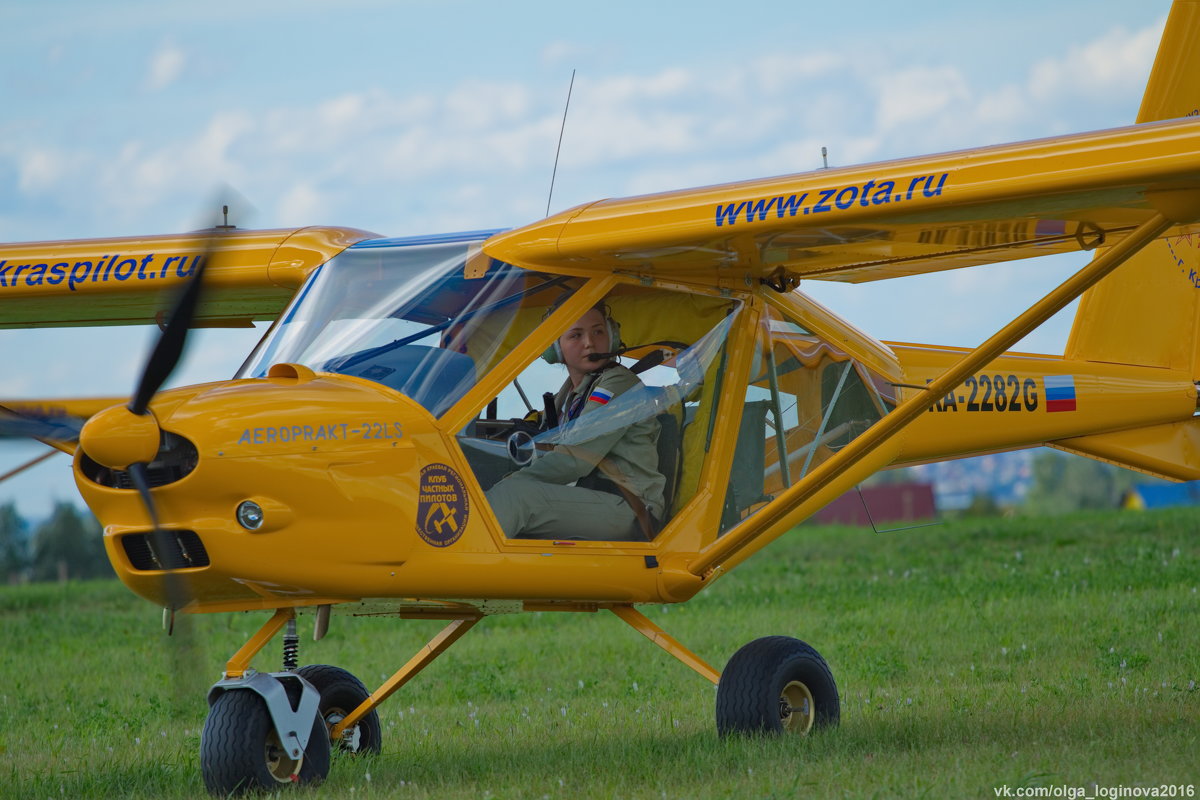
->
xmin=763 ymin=341 xmax=793 ymax=489
xmin=654 ymin=295 xmax=761 ymax=556
xmin=798 ymin=360 xmax=854 ymax=482
xmin=688 ymin=211 xmax=1174 ymax=579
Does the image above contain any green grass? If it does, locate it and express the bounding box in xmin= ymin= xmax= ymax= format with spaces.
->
xmin=2 ymin=508 xmax=1198 ymax=798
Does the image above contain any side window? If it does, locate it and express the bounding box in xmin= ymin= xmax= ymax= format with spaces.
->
xmin=456 ymin=286 xmax=740 ymax=540
xmin=720 ymin=307 xmax=893 ymax=534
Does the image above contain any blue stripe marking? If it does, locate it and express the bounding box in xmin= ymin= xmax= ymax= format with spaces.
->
xmin=1043 ymin=375 xmax=1076 ymax=401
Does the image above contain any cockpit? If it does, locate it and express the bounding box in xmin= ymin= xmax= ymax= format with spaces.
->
xmin=238 ymin=231 xmax=895 ymax=542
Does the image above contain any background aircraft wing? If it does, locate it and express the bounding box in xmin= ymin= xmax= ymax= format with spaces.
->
xmin=483 ymin=117 xmax=1200 ymax=283
xmin=0 ymin=226 xmax=374 ymax=329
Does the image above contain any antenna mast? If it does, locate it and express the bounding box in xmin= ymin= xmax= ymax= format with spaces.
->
xmin=546 ymin=69 xmax=576 ymax=218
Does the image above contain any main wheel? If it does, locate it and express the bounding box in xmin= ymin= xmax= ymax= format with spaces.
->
xmin=715 ymin=636 xmax=840 ymax=736
xmin=296 ymin=664 xmax=383 ymax=755
xmin=200 ymin=687 xmax=330 ymax=795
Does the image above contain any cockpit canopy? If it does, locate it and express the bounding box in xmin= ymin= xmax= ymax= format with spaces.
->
xmin=238 ymin=231 xmax=572 ymax=416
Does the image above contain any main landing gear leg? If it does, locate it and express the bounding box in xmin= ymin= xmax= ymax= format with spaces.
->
xmin=329 ymin=616 xmax=480 ymax=743
xmin=610 ymin=606 xmax=840 ymax=738
xmin=610 ymin=605 xmax=720 ymax=684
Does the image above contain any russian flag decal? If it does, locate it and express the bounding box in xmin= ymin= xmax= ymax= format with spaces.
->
xmin=1043 ymin=375 xmax=1076 ymax=412
xmin=588 ymin=387 xmax=614 ymax=405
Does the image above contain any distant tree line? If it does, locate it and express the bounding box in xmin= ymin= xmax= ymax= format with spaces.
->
xmin=1020 ymin=450 xmax=1146 ymax=516
xmin=0 ymin=501 xmax=112 ymax=584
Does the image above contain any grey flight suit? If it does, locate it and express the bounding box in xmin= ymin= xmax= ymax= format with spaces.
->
xmin=485 ymin=363 xmax=666 ymax=540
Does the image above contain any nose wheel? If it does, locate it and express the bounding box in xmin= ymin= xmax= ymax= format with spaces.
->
xmin=716 ymin=636 xmax=839 ymax=736
xmin=200 ymin=685 xmax=330 ymax=796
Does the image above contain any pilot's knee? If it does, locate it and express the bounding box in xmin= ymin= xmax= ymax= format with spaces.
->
xmin=484 ymin=482 xmax=523 ymax=538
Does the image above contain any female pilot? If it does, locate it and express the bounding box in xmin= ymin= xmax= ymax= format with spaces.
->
xmin=484 ymin=302 xmax=665 ymax=540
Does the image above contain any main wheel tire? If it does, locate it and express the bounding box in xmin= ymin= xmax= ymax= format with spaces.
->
xmin=296 ymin=664 xmax=383 ymax=755
xmin=715 ymin=636 xmax=840 ymax=736
xmin=200 ymin=687 xmax=330 ymax=795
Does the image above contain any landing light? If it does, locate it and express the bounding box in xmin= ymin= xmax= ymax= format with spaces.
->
xmin=236 ymin=501 xmax=264 ymax=531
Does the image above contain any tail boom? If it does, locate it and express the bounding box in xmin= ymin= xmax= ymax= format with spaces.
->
xmin=890 ymin=344 xmax=1198 ymax=469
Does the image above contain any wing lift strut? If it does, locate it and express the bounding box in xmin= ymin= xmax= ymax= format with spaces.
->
xmin=690 ymin=205 xmax=1189 ymax=579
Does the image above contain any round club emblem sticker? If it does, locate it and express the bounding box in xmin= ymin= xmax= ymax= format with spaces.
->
xmin=416 ymin=463 xmax=469 ymax=547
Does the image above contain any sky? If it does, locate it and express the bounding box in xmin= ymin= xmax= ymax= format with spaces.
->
xmin=0 ymin=0 xmax=1174 ymax=519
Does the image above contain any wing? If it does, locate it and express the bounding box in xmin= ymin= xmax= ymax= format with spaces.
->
xmin=0 ymin=226 xmax=376 ymax=329
xmin=482 ymin=118 xmax=1200 ymax=283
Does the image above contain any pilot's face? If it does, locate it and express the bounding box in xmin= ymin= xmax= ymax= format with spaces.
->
xmin=559 ymin=308 xmax=610 ymax=379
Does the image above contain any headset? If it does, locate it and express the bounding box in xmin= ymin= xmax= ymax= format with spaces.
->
xmin=541 ymin=300 xmax=622 ymax=365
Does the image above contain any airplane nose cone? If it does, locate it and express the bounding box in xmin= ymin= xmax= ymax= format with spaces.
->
xmin=79 ymin=405 xmax=161 ymax=469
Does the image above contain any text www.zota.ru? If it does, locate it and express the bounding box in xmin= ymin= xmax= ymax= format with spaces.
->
xmin=714 ymin=172 xmax=949 ymax=228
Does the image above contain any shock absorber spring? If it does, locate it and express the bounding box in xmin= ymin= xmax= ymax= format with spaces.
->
xmin=282 ymin=617 xmax=299 ymax=671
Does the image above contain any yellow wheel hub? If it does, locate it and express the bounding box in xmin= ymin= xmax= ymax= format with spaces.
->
xmin=264 ymin=728 xmax=302 ymax=783
xmin=779 ymin=680 xmax=815 ymax=734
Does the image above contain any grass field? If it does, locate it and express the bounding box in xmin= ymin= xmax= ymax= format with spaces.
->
xmin=2 ymin=508 xmax=1198 ymax=799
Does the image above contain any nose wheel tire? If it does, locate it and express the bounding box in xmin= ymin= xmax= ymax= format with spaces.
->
xmin=200 ymin=687 xmax=330 ymax=796
xmin=296 ymin=664 xmax=383 ymax=755
xmin=715 ymin=636 xmax=839 ymax=736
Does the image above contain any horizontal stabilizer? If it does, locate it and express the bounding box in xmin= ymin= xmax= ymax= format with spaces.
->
xmin=1050 ymin=418 xmax=1200 ymax=482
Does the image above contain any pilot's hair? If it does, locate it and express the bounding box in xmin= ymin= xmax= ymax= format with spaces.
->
xmin=543 ymin=292 xmax=613 ymax=322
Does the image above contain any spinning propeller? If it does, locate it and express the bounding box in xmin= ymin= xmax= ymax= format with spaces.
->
xmin=1 ymin=211 xmax=223 ymax=619
xmin=77 ymin=224 xmax=213 ymax=567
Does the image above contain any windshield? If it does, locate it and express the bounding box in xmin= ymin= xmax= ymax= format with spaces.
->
xmin=237 ymin=233 xmax=575 ymax=416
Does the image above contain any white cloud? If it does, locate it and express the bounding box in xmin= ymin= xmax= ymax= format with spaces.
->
xmin=876 ymin=66 xmax=971 ymax=132
xmin=750 ymin=52 xmax=843 ymax=93
xmin=317 ymin=93 xmax=366 ymax=128
xmin=972 ymin=84 xmax=1028 ymax=128
xmin=443 ymin=81 xmax=533 ymax=130
xmin=276 ymin=181 xmax=323 ymax=225
xmin=145 ymin=40 xmax=185 ymax=92
xmin=541 ymin=41 xmax=590 ymax=66
xmin=1 ymin=16 xmax=1169 ymax=267
xmin=17 ymin=149 xmax=70 ymax=193
xmin=585 ymin=68 xmax=693 ymax=107
xmin=1028 ymin=24 xmax=1159 ymax=105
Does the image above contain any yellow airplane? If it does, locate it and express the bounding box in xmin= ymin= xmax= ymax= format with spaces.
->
xmin=3 ymin=1 xmax=1200 ymax=794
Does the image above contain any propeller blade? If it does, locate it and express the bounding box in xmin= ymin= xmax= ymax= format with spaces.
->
xmin=129 ymin=231 xmax=216 ymax=415
xmin=127 ymin=458 xmax=207 ymax=710
xmin=127 ymin=461 xmax=192 ymax=608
